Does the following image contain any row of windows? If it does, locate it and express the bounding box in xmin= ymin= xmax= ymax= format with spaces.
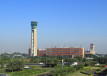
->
xmin=47 ymin=50 xmax=83 ymax=52
xmin=47 ymin=48 xmax=83 ymax=49
xmin=46 ymin=52 xmax=83 ymax=53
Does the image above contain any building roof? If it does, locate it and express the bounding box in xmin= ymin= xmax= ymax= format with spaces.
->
xmin=86 ymin=50 xmax=90 ymax=52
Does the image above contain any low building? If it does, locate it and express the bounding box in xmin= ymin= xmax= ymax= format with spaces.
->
xmin=37 ymin=49 xmax=46 ymax=56
xmin=85 ymin=50 xmax=90 ymax=54
xmin=38 ymin=47 xmax=85 ymax=58
xmin=29 ymin=48 xmax=32 ymax=57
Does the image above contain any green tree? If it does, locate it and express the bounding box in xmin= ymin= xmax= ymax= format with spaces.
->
xmin=7 ymin=59 xmax=24 ymax=72
xmin=64 ymin=58 xmax=78 ymax=66
xmin=53 ymin=58 xmax=58 ymax=65
xmin=30 ymin=58 xmax=40 ymax=63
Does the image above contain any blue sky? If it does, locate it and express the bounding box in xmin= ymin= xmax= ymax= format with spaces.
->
xmin=0 ymin=0 xmax=107 ymax=54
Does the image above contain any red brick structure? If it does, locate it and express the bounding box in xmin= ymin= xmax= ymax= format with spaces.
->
xmin=46 ymin=48 xmax=84 ymax=58
xmin=37 ymin=48 xmax=85 ymax=58
xmin=37 ymin=49 xmax=46 ymax=56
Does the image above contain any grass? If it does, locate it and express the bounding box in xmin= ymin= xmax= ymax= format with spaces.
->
xmin=1 ymin=69 xmax=48 ymax=76
xmin=67 ymin=70 xmax=88 ymax=76
xmin=0 ymin=65 xmax=49 ymax=76
xmin=29 ymin=65 xmax=40 ymax=69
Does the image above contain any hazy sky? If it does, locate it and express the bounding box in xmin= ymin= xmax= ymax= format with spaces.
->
xmin=0 ymin=0 xmax=107 ymax=54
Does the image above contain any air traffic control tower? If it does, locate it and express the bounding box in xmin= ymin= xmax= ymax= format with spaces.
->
xmin=31 ymin=21 xmax=37 ymax=56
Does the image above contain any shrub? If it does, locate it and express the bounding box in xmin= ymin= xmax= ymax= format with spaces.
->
xmin=7 ymin=59 xmax=24 ymax=72
xmin=50 ymin=64 xmax=84 ymax=76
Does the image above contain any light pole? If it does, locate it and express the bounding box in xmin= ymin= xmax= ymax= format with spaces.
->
xmin=62 ymin=59 xmax=64 ymax=68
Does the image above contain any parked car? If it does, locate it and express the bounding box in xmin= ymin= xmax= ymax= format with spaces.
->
xmin=24 ymin=65 xmax=29 ymax=69
xmin=95 ymin=63 xmax=100 ymax=66
xmin=70 ymin=62 xmax=78 ymax=66
xmin=39 ymin=62 xmax=44 ymax=65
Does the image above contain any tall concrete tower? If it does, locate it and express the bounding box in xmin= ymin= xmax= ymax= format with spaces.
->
xmin=31 ymin=21 xmax=37 ymax=56
xmin=90 ymin=43 xmax=95 ymax=54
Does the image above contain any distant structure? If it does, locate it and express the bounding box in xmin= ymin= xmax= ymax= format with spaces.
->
xmin=28 ymin=21 xmax=95 ymax=57
xmin=37 ymin=49 xmax=46 ymax=56
xmin=85 ymin=43 xmax=95 ymax=55
xmin=31 ymin=21 xmax=37 ymax=56
xmin=28 ymin=48 xmax=32 ymax=57
xmin=90 ymin=43 xmax=95 ymax=54
xmin=13 ymin=54 xmax=23 ymax=58
xmin=38 ymin=47 xmax=85 ymax=58
xmin=85 ymin=50 xmax=90 ymax=54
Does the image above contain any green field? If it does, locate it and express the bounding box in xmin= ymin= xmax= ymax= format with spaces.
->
xmin=29 ymin=65 xmax=40 ymax=69
xmin=1 ymin=69 xmax=48 ymax=76
xmin=67 ymin=70 xmax=88 ymax=76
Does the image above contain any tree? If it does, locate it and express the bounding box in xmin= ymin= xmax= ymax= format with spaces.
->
xmin=44 ymin=58 xmax=58 ymax=67
xmin=7 ymin=59 xmax=24 ymax=72
xmin=53 ymin=58 xmax=58 ymax=65
xmin=30 ymin=58 xmax=40 ymax=63
xmin=64 ymin=58 xmax=78 ymax=66
xmin=98 ymin=57 xmax=107 ymax=64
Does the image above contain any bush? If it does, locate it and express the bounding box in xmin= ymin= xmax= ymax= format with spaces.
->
xmin=7 ymin=59 xmax=24 ymax=72
xmin=50 ymin=70 xmax=59 ymax=76
xmin=50 ymin=64 xmax=84 ymax=76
